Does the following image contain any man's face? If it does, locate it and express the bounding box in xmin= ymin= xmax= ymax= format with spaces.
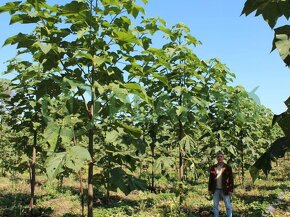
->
xmin=217 ymin=154 xmax=224 ymax=164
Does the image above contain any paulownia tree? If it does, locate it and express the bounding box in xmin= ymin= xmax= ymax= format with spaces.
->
xmin=0 ymin=0 xmax=162 ymax=216
xmin=136 ymin=23 xmax=238 ymax=203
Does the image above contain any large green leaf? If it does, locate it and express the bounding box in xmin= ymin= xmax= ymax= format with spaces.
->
xmin=241 ymin=0 xmax=285 ymax=28
xmin=65 ymin=146 xmax=91 ymax=172
xmin=272 ymin=97 xmax=290 ymax=136
xmin=272 ymin=25 xmax=290 ymax=66
xmin=242 ymin=0 xmax=267 ymax=16
xmin=119 ymin=123 xmax=142 ymax=138
xmin=36 ymin=41 xmax=52 ymax=54
xmin=45 ymin=152 xmax=66 ymax=180
xmin=0 ymin=1 xmax=21 ymax=14
xmin=63 ymin=77 xmax=90 ymax=93
xmin=110 ymin=167 xmax=130 ymax=195
xmin=180 ymin=134 xmax=195 ymax=153
xmin=109 ymin=167 xmax=147 ymax=195
xmin=43 ymin=121 xmax=61 ymax=151
xmin=60 ymin=126 xmax=74 ymax=145
xmin=250 ymin=136 xmax=290 ymax=183
xmin=36 ymin=78 xmax=61 ymax=99
xmin=242 ymin=1 xmax=290 ymax=66
xmin=176 ymin=105 xmax=187 ymax=116
xmin=10 ymin=14 xmax=40 ymax=24
xmin=114 ymin=30 xmax=140 ymax=44
xmin=273 ymin=112 xmax=290 ymax=137
xmin=154 ymin=156 xmax=175 ymax=173
xmin=45 ymin=146 xmax=91 ymax=180
xmin=61 ymin=1 xmax=88 ymax=16
xmin=152 ymin=73 xmax=169 ymax=86
xmin=3 ymin=33 xmax=35 ymax=48
xmin=122 ymin=83 xmax=150 ymax=103
xmin=105 ymin=130 xmax=120 ymax=144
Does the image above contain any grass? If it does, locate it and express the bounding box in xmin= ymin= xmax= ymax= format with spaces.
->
xmin=0 ymin=157 xmax=290 ymax=217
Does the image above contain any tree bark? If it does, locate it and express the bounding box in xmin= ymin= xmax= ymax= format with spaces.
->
xmin=29 ymin=130 xmax=37 ymax=216
xmin=178 ymin=119 xmax=184 ymax=205
xmin=150 ymin=143 xmax=155 ymax=193
xmin=88 ymin=128 xmax=94 ymax=217
xmin=79 ymin=170 xmax=85 ymax=217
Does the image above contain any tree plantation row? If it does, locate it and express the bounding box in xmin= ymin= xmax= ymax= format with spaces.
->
xmin=0 ymin=0 xmax=290 ymax=217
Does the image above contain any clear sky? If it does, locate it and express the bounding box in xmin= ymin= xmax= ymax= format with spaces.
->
xmin=1 ymin=0 xmax=290 ymax=114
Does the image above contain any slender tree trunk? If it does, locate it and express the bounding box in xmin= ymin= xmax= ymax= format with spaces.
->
xmin=178 ymin=118 xmax=184 ymax=205
xmin=149 ymin=124 xmax=157 ymax=193
xmin=88 ymin=128 xmax=94 ymax=217
xmin=87 ymin=1 xmax=98 ymax=215
xmin=79 ymin=170 xmax=85 ymax=217
xmin=87 ymin=67 xmax=95 ymax=217
xmin=87 ymin=47 xmax=96 ymax=215
xmin=239 ymin=131 xmax=244 ymax=186
xmin=150 ymin=144 xmax=155 ymax=193
xmin=29 ymin=130 xmax=37 ymax=216
xmin=178 ymin=146 xmax=184 ymax=181
xmin=106 ymin=184 xmax=110 ymax=204
xmin=139 ymin=161 xmax=142 ymax=177
xmin=241 ymin=143 xmax=244 ymax=185
xmin=106 ymin=158 xmax=111 ymax=204
xmin=178 ymin=90 xmax=184 ymax=182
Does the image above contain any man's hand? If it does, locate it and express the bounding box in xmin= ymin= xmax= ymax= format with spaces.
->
xmin=209 ymin=191 xmax=213 ymax=195
xmin=229 ymin=192 xmax=233 ymax=197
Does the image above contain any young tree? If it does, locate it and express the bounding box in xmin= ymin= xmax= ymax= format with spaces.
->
xmin=0 ymin=0 xmax=160 ymax=216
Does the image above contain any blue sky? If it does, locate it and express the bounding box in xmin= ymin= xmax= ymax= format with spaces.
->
xmin=1 ymin=0 xmax=290 ymax=114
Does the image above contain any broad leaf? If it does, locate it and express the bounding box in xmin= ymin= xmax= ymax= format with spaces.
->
xmin=43 ymin=121 xmax=61 ymax=151
xmin=0 ymin=1 xmax=21 ymax=14
xmin=65 ymin=146 xmax=91 ymax=172
xmin=45 ymin=152 xmax=66 ymax=180
xmin=272 ymin=25 xmax=290 ymax=66
xmin=272 ymin=96 xmax=290 ymax=136
xmin=250 ymin=136 xmax=290 ymax=183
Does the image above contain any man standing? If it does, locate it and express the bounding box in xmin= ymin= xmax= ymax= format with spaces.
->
xmin=208 ymin=151 xmax=233 ymax=217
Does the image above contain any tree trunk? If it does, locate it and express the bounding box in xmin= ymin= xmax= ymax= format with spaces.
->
xmin=240 ymin=132 xmax=245 ymax=186
xmin=79 ymin=170 xmax=85 ymax=217
xmin=241 ymin=146 xmax=244 ymax=185
xmin=87 ymin=5 xmax=95 ymax=211
xmin=88 ymin=127 xmax=94 ymax=217
xmin=106 ymin=158 xmax=111 ymax=204
xmin=149 ymin=124 xmax=157 ymax=193
xmin=87 ymin=66 xmax=95 ymax=217
xmin=178 ymin=119 xmax=184 ymax=205
xmin=29 ymin=130 xmax=37 ymax=216
xmin=150 ymin=144 xmax=155 ymax=193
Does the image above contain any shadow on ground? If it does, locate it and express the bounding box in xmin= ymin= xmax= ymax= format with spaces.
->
xmin=0 ymin=192 xmax=53 ymax=217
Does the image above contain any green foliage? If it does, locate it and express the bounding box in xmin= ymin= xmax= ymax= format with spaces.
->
xmin=109 ymin=167 xmax=147 ymax=195
xmin=0 ymin=0 xmax=287 ymax=215
xmin=242 ymin=0 xmax=290 ymax=66
xmin=250 ymin=136 xmax=290 ymax=182
xmin=242 ymin=0 xmax=290 ymax=184
xmin=273 ymin=25 xmax=290 ymax=66
xmin=247 ymin=93 xmax=289 ymax=184
xmin=241 ymin=0 xmax=290 ymax=28
xmin=45 ymin=146 xmax=91 ymax=180
xmin=273 ymin=97 xmax=290 ymax=136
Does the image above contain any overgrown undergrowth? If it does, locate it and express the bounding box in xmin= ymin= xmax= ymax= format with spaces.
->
xmin=0 ymin=158 xmax=290 ymax=217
